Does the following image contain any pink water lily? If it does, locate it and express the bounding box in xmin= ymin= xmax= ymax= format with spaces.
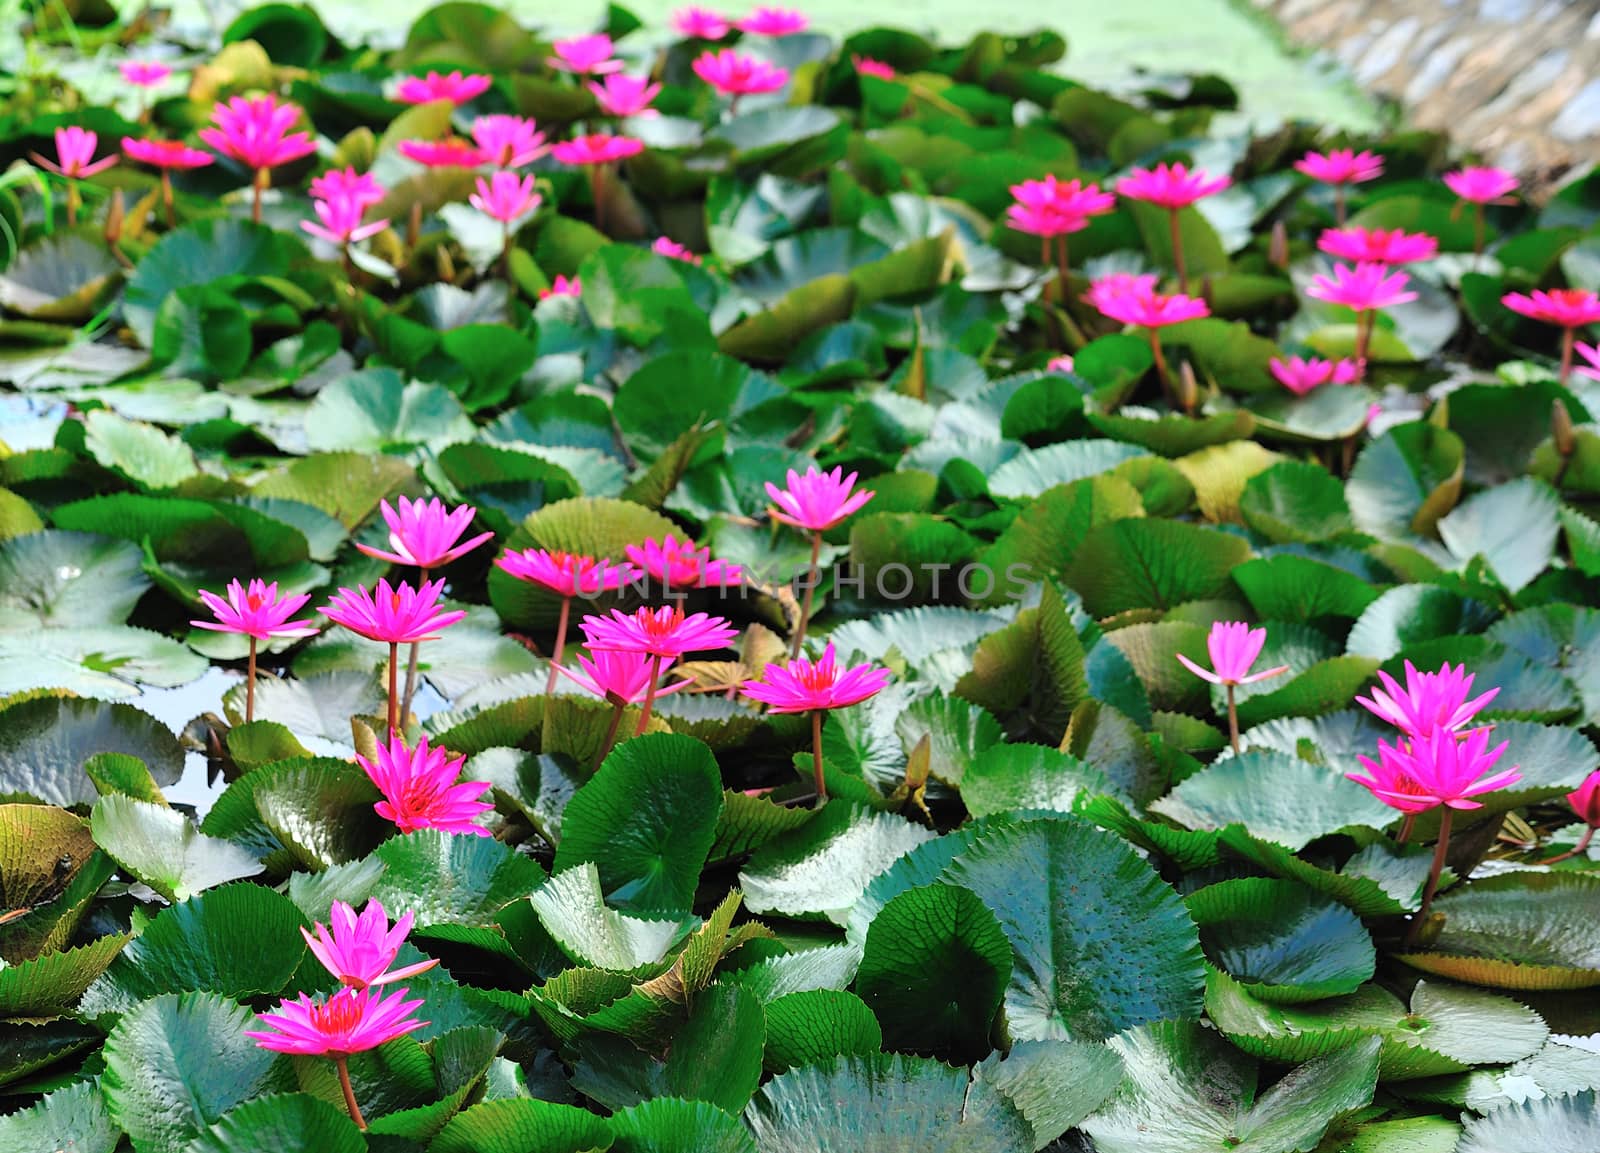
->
xmin=766 ymin=465 xmax=875 ymax=533
xmin=302 ymin=194 xmax=387 ymax=246
xmin=302 ymin=900 xmax=439 ymax=990
xmin=122 ymin=137 xmax=213 ymax=170
xmin=1116 ymin=162 xmax=1230 ymax=209
xmin=590 ymin=74 xmax=662 ymax=118
xmin=550 ymin=33 xmax=624 ymax=75
xmin=470 ymin=170 xmax=542 ymax=223
xmin=322 ymin=578 xmax=466 ymax=646
xmin=1085 ymin=273 xmax=1209 ymax=328
xmin=496 ymin=548 xmax=638 ymax=696
xmin=1318 ymin=226 xmax=1438 ymax=265
xmin=192 ymin=579 xmax=318 ymax=724
xmin=1502 ymin=288 xmax=1600 ymax=386
xmin=672 ymin=6 xmax=731 ymax=38
xmin=249 ymin=985 xmax=426 ymax=1057
xmin=693 ymin=49 xmax=788 ymax=100
xmin=120 ymin=60 xmax=172 ymax=87
xmin=395 ymin=70 xmax=492 ymax=106
xmin=737 ymin=6 xmax=808 ymax=35
xmin=1545 ymin=770 xmax=1600 ymax=863
xmin=1355 ymin=660 xmax=1500 ymax=740
xmin=1295 ymin=148 xmax=1382 ymax=223
xmin=1009 ymin=175 xmax=1115 ymax=286
xmin=582 ymin=605 xmax=739 ymax=735
xmin=1178 ymin=621 xmax=1289 ymax=753
xmin=652 ymin=236 xmax=701 ymax=264
xmin=358 ymin=731 xmax=493 ymax=836
xmin=1576 ymin=341 xmax=1600 ymax=384
xmin=470 ymin=115 xmax=548 ymax=167
xmin=1046 ymin=354 xmax=1074 ymax=374
xmin=31 ymin=127 xmax=118 ymax=179
xmin=1350 ymin=726 xmax=1520 ymax=814
xmin=551 ymin=134 xmax=645 ymax=165
xmin=558 ymin=648 xmax=692 ymax=706
xmin=1307 ymin=262 xmax=1417 ymax=372
xmin=1443 ymin=166 xmax=1518 ymax=205
xmin=397 ymin=138 xmax=487 ymax=168
xmin=742 ymin=643 xmax=890 ymax=801
xmin=356 ymin=497 xmax=493 ymax=570
xmin=1269 ymin=355 xmax=1363 ymax=396
xmin=199 ymin=95 xmax=317 ymax=222
xmin=541 ymin=274 xmax=582 ymax=299
xmin=853 ymin=55 xmax=896 ymax=80
xmin=309 ymin=167 xmax=384 ymax=208
xmin=624 ymin=534 xmax=743 ymax=590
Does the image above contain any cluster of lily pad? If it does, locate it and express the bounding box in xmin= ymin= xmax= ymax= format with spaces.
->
xmin=6 ymin=1 xmax=1600 ymax=1151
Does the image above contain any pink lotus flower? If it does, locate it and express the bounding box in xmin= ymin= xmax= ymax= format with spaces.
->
xmin=589 ymin=74 xmax=663 ymax=118
xmin=541 ymin=274 xmax=582 ymax=299
xmin=302 ymin=195 xmax=387 ymax=245
xmin=248 ymin=985 xmax=427 ymax=1057
xmin=1269 ymin=355 xmax=1363 ymax=396
xmin=1318 ymin=226 xmax=1438 ymax=265
xmin=357 ymin=731 xmax=493 ymax=836
xmin=557 ymin=648 xmax=691 ymax=705
xmin=495 ymin=549 xmax=636 ymax=597
xmin=1085 ymin=273 xmax=1209 ymax=328
xmin=1294 ymin=149 xmax=1384 ymax=186
xmin=737 ymin=6 xmax=808 ymax=35
xmin=1502 ymin=289 xmax=1600 ymax=330
xmin=355 ymin=497 xmax=493 ymax=570
xmin=551 ymin=134 xmax=645 ymax=166
xmin=191 ymin=578 xmax=319 ymax=641
xmin=302 ymin=900 xmax=439 ymax=990
xmin=1568 ymin=770 xmax=1600 ymax=826
xmin=1355 ymin=661 xmax=1499 ymax=739
xmin=322 ymin=578 xmax=467 ymax=645
xmin=581 ymin=604 xmax=739 ymax=659
xmin=1115 ymin=162 xmax=1230 ymax=209
xmin=1306 ymin=261 xmax=1417 ymax=312
xmin=1176 ymin=621 xmax=1290 ymax=687
xmin=309 ymin=167 xmax=384 ymax=208
xmin=1348 ymin=726 xmax=1521 ymax=813
xmin=549 ymin=33 xmax=624 ymax=76
xmin=625 ymin=534 xmax=743 ymax=589
xmin=30 ymin=127 xmax=118 ymax=178
xmin=1576 ymin=341 xmax=1600 ymax=383
xmin=121 ymin=137 xmax=215 ymax=171
xmin=673 ymin=6 xmax=731 ymax=38
xmin=853 ymin=55 xmax=896 ymax=81
xmin=470 ymin=170 xmax=542 ymax=223
xmin=1443 ymin=167 xmax=1519 ymax=204
xmin=693 ymin=49 xmax=789 ymax=97
xmin=120 ymin=60 xmax=172 ymax=88
xmin=395 ymin=70 xmax=493 ymax=106
xmin=766 ymin=465 xmax=875 ymax=533
xmin=652 ymin=236 xmax=701 ymax=264
xmin=199 ymin=94 xmax=316 ymax=172
xmin=1007 ymin=175 xmax=1116 ymax=239
xmin=470 ymin=115 xmax=548 ymax=167
xmin=397 ymin=138 xmax=487 ymax=168
xmin=741 ymin=642 xmax=890 ymax=713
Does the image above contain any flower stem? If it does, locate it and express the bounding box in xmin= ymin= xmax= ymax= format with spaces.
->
xmin=1397 ymin=813 xmax=1415 ymax=845
xmin=334 ymin=1056 xmax=367 ymax=1131
xmin=596 ymin=700 xmax=626 ymax=769
xmin=160 ymin=169 xmax=174 ymax=228
xmin=1149 ymin=330 xmax=1172 ymax=404
xmin=246 ymin=636 xmax=257 ymax=725
xmin=1560 ymin=325 xmax=1575 ymax=388
xmin=546 ymin=595 xmax=572 ymax=697
xmin=811 ymin=708 xmax=827 ymax=803
xmin=1473 ymin=202 xmax=1486 ymax=261
xmin=1055 ymin=233 xmax=1071 ymax=299
xmin=1354 ymin=310 xmax=1373 ymax=375
xmin=1538 ymin=824 xmax=1595 ymax=865
xmin=591 ymin=166 xmax=605 ymax=235
xmin=1408 ymin=807 xmax=1452 ymax=948
xmin=66 ymin=182 xmax=79 ymax=228
xmin=400 ymin=568 xmax=429 ymax=722
xmin=1225 ymin=683 xmax=1240 ymax=754
xmin=632 ymin=653 xmax=663 ymax=736
xmin=791 ymin=532 xmax=822 ymax=660
xmin=252 ymin=167 xmax=267 ymax=224
xmin=1040 ymin=234 xmax=1052 ymax=302
xmin=1168 ymin=207 xmax=1187 ymax=295
xmin=387 ymin=641 xmax=399 ymax=736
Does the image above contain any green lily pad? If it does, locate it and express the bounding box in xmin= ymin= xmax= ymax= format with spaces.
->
xmin=0 ymin=696 xmax=183 ymax=807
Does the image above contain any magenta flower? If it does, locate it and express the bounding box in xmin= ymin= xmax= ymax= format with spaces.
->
xmin=693 ymin=49 xmax=789 ymax=98
xmin=470 ymin=171 xmax=542 ymax=224
xmin=1502 ymin=289 xmax=1600 ymax=386
xmin=1085 ymin=273 xmax=1209 ymax=328
xmin=1349 ymin=726 xmax=1521 ymax=814
xmin=31 ymin=127 xmax=118 ymax=179
xmin=302 ymin=194 xmax=387 ymax=246
xmin=122 ymin=137 xmax=214 ymax=171
xmin=248 ymin=985 xmax=427 ymax=1057
xmin=672 ymin=6 xmax=731 ymax=38
xmin=541 ymin=274 xmax=582 ymax=299
xmin=1294 ymin=148 xmax=1384 ymax=186
xmin=589 ymin=74 xmax=663 ymax=118
xmin=551 ymin=134 xmax=645 ymax=166
xmin=1318 ymin=226 xmax=1438 ymax=265
xmin=581 ymin=604 xmax=739 ymax=660
xmin=1576 ymin=342 xmax=1600 ymax=384
xmin=741 ymin=642 xmax=890 ymax=714
xmin=309 ymin=167 xmax=384 ymax=208
xmin=550 ymin=33 xmax=624 ymax=75
xmin=302 ymin=900 xmax=439 ymax=990
xmin=1046 ymin=354 xmax=1074 ymax=373
xmin=199 ymin=95 xmax=316 ymax=223
xmin=625 ymin=534 xmax=743 ymax=589
xmin=355 ymin=497 xmax=493 ymax=570
xmin=470 ymin=115 xmax=548 ymax=167
xmin=737 ymin=6 xmax=808 ymax=35
xmin=652 ymin=236 xmax=701 ymax=264
xmin=1011 ymin=174 xmax=1117 ymax=222
xmin=495 ymin=549 xmax=635 ymax=597
xmin=322 ymin=578 xmax=467 ymax=646
xmin=1568 ymin=770 xmax=1600 ymax=827
xmin=1355 ymin=660 xmax=1499 ymax=740
xmin=120 ymin=60 xmax=172 ymax=87
xmin=557 ymin=648 xmax=691 ymax=705
xmin=853 ymin=55 xmax=896 ymax=81
xmin=1176 ymin=621 xmax=1289 ymax=687
xmin=395 ymin=70 xmax=492 ymax=106
xmin=357 ymin=731 xmax=493 ymax=836
xmin=766 ymin=465 xmax=875 ymax=533
xmin=1307 ymin=261 xmax=1416 ymax=371
xmin=1115 ymin=162 xmax=1230 ymax=209
xmin=1443 ymin=166 xmax=1518 ymax=205
xmin=397 ymin=138 xmax=487 ymax=168
xmin=1269 ymin=355 xmax=1363 ymax=396
xmin=192 ymin=578 xmax=319 ymax=642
